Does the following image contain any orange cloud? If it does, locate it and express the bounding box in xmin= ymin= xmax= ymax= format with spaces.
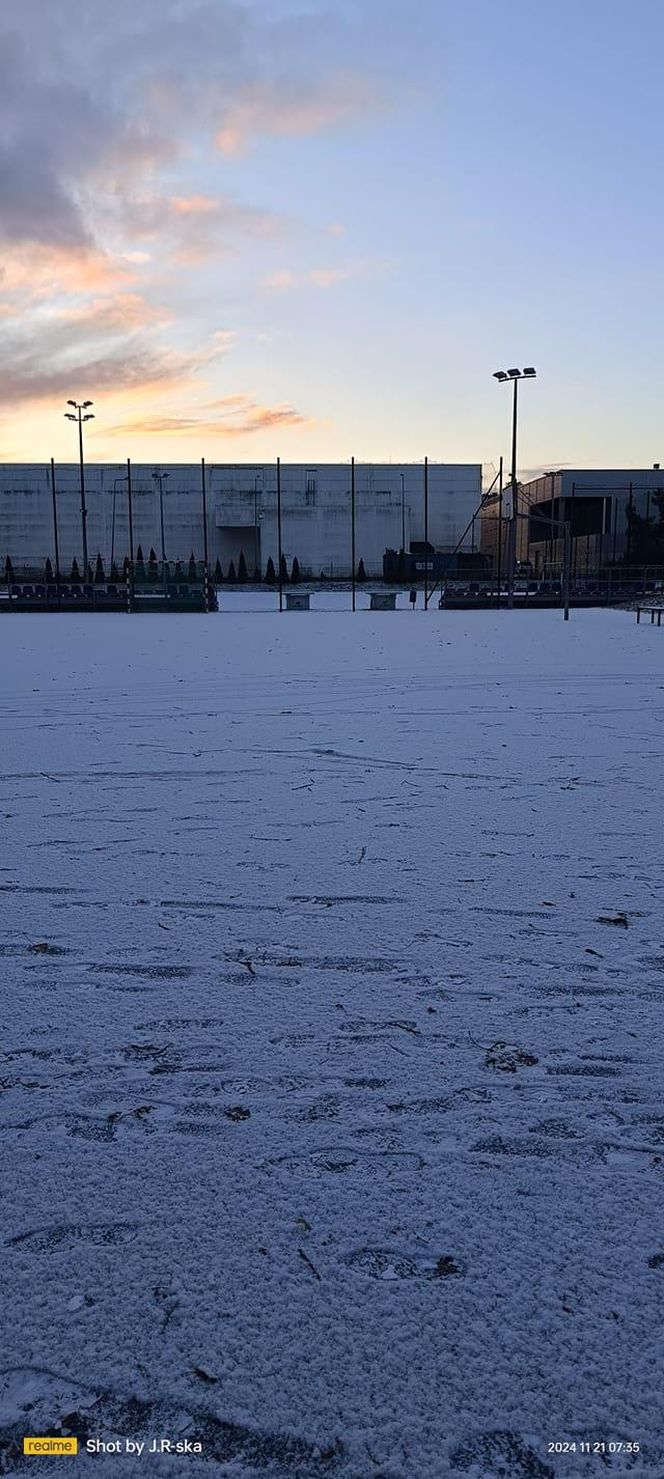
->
xmin=216 ymin=74 xmax=384 ymax=155
xmin=0 ymin=308 xmax=231 ymax=408
xmin=261 ymin=261 xmax=384 ymax=291
xmin=115 ymin=191 xmax=284 ymax=265
xmin=0 ymin=244 xmax=135 ymax=303
xmin=169 ymin=195 xmax=223 ymax=216
xmin=52 ymin=294 xmax=169 ymax=331
xmin=261 ymin=270 xmax=296 ymax=291
xmin=307 ymin=266 xmax=356 ymax=289
xmin=103 ymin=395 xmax=311 ymax=440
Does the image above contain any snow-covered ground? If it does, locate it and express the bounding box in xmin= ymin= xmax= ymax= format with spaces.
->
xmin=1 ymin=609 xmax=663 ymax=1478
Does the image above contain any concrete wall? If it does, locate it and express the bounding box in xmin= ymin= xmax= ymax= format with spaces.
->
xmin=0 ymin=462 xmax=482 ymax=577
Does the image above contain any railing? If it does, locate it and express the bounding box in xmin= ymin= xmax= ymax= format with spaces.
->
xmin=0 ymin=560 xmax=217 ymax=613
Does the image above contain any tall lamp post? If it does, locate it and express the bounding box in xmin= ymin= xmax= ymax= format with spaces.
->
xmin=254 ymin=472 xmax=261 ymax=574
xmin=152 ymin=471 xmax=169 ymax=569
xmin=111 ymin=474 xmax=128 ymax=570
xmin=64 ymin=399 xmax=94 ymax=578
xmin=492 ymin=367 xmax=536 ymax=607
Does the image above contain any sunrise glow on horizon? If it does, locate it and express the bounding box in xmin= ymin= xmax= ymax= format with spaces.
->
xmin=2 ymin=0 xmax=663 ymax=475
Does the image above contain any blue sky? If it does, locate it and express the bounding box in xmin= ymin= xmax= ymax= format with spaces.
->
xmin=1 ymin=0 xmax=661 ymax=473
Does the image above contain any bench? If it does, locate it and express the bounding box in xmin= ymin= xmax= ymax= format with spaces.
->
xmin=636 ymin=606 xmax=664 ymax=626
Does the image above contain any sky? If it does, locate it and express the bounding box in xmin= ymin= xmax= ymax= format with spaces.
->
xmin=1 ymin=0 xmax=662 ymax=474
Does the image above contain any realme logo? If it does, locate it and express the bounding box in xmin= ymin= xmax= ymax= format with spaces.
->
xmin=24 ymin=1437 xmax=78 ymax=1455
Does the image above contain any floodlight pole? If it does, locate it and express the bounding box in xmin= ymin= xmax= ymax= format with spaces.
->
xmin=64 ymin=401 xmax=94 ymax=579
xmin=77 ymin=411 xmax=88 ymax=579
xmin=507 ymin=375 xmax=519 ymax=609
xmin=424 ymin=456 xmax=430 ymax=608
xmin=493 ymin=369 xmax=536 ymax=609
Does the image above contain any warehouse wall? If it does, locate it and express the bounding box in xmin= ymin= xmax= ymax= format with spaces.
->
xmin=0 ymin=462 xmax=482 ymax=577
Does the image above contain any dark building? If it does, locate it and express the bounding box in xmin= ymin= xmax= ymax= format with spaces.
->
xmin=483 ymin=469 xmax=664 ymax=574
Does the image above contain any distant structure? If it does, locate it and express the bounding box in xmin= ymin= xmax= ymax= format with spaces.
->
xmin=482 ymin=468 xmax=664 ymax=573
xmin=0 ymin=462 xmax=482 ymax=578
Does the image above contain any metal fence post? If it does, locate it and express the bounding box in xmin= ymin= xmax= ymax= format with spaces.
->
xmin=126 ymin=459 xmax=135 ymax=611
xmin=351 ymin=457 xmax=356 ymax=612
xmin=277 ymin=456 xmax=283 ymax=612
xmin=563 ymin=523 xmax=571 ymax=621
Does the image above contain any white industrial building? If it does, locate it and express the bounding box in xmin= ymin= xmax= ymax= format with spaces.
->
xmin=0 ymin=462 xmax=482 ymax=578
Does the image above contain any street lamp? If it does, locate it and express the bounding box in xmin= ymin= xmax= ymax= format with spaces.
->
xmin=64 ymin=399 xmax=94 ymax=578
xmin=400 ymin=472 xmax=405 ymax=552
xmin=493 ymin=367 xmax=536 ymax=606
xmin=254 ymin=472 xmax=261 ymax=572
xmin=152 ymin=471 xmax=169 ymax=568
xmin=111 ymin=474 xmax=128 ymax=570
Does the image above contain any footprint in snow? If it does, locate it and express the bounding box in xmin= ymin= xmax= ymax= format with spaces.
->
xmin=344 ymin=1249 xmax=465 ymax=1281
xmin=484 ymin=1043 xmax=538 ymax=1073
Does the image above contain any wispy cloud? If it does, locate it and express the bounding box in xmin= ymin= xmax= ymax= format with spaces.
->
xmin=261 ymin=261 xmax=388 ymax=291
xmin=261 ymin=270 xmax=297 ymax=291
xmin=0 ymin=245 xmax=136 ymax=303
xmin=0 ymin=301 xmax=230 ymax=408
xmin=105 ymin=395 xmax=311 ymax=439
xmin=215 ymin=73 xmax=385 ymax=155
xmin=308 ymin=266 xmax=359 ymax=289
xmin=170 ymin=195 xmax=224 ymax=216
xmin=117 ymin=191 xmax=285 ymax=255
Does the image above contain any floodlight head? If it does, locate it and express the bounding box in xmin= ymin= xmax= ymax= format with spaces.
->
xmin=83 ymin=414 xmax=94 ymax=421
xmin=66 ymin=399 xmax=77 ymax=407
xmin=64 ymin=413 xmax=76 ymax=421
xmin=523 ymin=367 xmax=537 ymax=378
xmin=507 ymin=368 xmax=521 ymax=378
xmin=493 ymin=370 xmax=508 ymax=382
xmin=82 ymin=400 xmax=93 ymax=408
